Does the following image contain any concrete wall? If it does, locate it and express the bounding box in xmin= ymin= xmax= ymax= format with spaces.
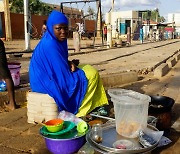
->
xmin=168 ymin=13 xmax=180 ymax=26
xmin=0 ymin=12 xmax=48 ymax=39
xmin=168 ymin=13 xmax=180 ymax=35
xmin=0 ymin=12 xmax=96 ymax=40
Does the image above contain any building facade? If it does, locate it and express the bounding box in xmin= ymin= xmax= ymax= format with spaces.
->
xmin=105 ymin=10 xmax=141 ymax=39
xmin=168 ymin=13 xmax=180 ymax=37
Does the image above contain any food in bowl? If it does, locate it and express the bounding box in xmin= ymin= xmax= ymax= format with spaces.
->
xmin=113 ymin=140 xmax=134 ymax=149
xmin=44 ymin=119 xmax=64 ymax=133
xmin=117 ymin=121 xmax=140 ymax=138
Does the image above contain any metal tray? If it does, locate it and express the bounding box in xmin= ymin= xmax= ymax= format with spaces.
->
xmin=86 ymin=121 xmax=159 ymax=153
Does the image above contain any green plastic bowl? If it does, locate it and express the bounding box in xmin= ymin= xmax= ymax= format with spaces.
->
xmin=40 ymin=121 xmax=76 ymax=136
xmin=44 ymin=119 xmax=64 ymax=133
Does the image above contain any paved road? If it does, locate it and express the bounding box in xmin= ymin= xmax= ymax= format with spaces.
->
xmin=69 ymin=40 xmax=180 ymax=75
xmin=0 ymin=39 xmax=180 ymax=153
xmin=7 ymin=39 xmax=180 ymax=81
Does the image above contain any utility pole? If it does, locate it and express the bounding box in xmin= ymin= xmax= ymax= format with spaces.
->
xmin=112 ymin=0 xmax=114 ymax=12
xmin=3 ymin=0 xmax=12 ymax=41
xmin=155 ymin=8 xmax=158 ymax=22
xmin=96 ymin=0 xmax=102 ymax=38
xmin=172 ymin=14 xmax=175 ymax=39
xmin=24 ymin=0 xmax=31 ymax=51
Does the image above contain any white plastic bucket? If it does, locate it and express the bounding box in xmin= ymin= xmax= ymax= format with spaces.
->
xmin=108 ymin=88 xmax=151 ymax=138
xmin=8 ymin=62 xmax=21 ymax=86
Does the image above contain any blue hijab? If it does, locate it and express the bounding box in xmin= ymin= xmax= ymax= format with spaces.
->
xmin=29 ymin=10 xmax=88 ymax=114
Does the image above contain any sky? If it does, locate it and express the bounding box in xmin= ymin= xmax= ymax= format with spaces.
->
xmin=41 ymin=0 xmax=180 ymax=20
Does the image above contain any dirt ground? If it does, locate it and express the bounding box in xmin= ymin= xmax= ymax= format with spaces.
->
xmin=0 ymin=39 xmax=180 ymax=153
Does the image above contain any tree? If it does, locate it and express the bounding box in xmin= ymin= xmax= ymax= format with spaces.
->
xmin=142 ymin=9 xmax=165 ymax=22
xmin=9 ymin=0 xmax=24 ymax=13
xmin=9 ymin=0 xmax=53 ymax=15
xmin=86 ymin=7 xmax=96 ymax=20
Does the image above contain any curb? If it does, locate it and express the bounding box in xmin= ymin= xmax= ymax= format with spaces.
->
xmin=0 ymin=71 xmax=138 ymax=107
xmin=154 ymin=49 xmax=180 ymax=78
xmin=101 ymin=71 xmax=138 ymax=88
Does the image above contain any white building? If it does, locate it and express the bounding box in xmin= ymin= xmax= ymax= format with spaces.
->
xmin=105 ymin=10 xmax=141 ymax=39
xmin=168 ymin=13 xmax=180 ymax=36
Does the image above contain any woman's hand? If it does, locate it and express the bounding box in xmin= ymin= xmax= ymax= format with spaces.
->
xmin=68 ymin=61 xmax=77 ymax=72
xmin=72 ymin=59 xmax=79 ymax=66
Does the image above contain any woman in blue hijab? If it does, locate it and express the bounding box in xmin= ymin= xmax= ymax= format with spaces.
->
xmin=29 ymin=10 xmax=108 ymax=117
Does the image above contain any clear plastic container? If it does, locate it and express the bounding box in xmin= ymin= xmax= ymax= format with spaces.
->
xmin=77 ymin=142 xmax=94 ymax=154
xmin=91 ymin=124 xmax=103 ymax=143
xmin=108 ymin=88 xmax=151 ymax=138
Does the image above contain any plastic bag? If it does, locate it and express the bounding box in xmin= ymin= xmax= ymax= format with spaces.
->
xmin=139 ymin=128 xmax=164 ymax=148
xmin=58 ymin=110 xmax=83 ymax=125
xmin=58 ymin=110 xmax=88 ymax=133
xmin=108 ymin=88 xmax=151 ymax=138
xmin=0 ymin=80 xmax=6 ymax=92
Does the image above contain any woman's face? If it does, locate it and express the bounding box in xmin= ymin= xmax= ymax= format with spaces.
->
xmin=53 ymin=24 xmax=68 ymax=41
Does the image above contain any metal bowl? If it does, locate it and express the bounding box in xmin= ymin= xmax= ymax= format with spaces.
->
xmin=149 ymin=95 xmax=175 ymax=130
xmin=149 ymin=96 xmax=174 ymax=113
xmin=86 ymin=122 xmax=159 ymax=154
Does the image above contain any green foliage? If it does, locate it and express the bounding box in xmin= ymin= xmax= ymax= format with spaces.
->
xmin=9 ymin=0 xmax=53 ymax=15
xmin=142 ymin=9 xmax=165 ymax=22
xmin=87 ymin=7 xmax=96 ymax=20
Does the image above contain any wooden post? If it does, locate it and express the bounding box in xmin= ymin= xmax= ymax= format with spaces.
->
xmin=73 ymin=31 xmax=80 ymax=52
xmin=3 ymin=0 xmax=12 ymax=41
xmin=127 ymin=27 xmax=131 ymax=45
xmin=107 ymin=24 xmax=112 ymax=48
xmin=96 ymin=0 xmax=102 ymax=38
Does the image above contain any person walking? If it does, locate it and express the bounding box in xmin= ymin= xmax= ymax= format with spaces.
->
xmin=40 ymin=20 xmax=47 ymax=38
xmin=103 ymin=26 xmax=107 ymax=41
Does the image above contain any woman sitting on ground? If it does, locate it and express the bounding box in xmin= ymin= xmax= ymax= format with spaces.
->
xmin=29 ymin=10 xmax=108 ymax=117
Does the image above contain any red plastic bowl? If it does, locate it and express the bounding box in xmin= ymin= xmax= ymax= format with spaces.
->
xmin=45 ymin=119 xmax=64 ymax=133
xmin=45 ymin=119 xmax=64 ymax=126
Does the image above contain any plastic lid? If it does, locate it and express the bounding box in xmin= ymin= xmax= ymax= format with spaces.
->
xmin=113 ymin=140 xmax=134 ymax=149
xmin=77 ymin=121 xmax=88 ymax=133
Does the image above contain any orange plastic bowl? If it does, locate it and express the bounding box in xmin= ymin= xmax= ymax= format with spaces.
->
xmin=45 ymin=119 xmax=64 ymax=133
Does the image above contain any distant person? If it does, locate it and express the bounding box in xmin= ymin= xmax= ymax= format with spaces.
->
xmin=149 ymin=29 xmax=153 ymax=42
xmin=0 ymin=39 xmax=17 ymax=111
xmin=40 ymin=20 xmax=47 ymax=37
xmin=103 ymin=26 xmax=107 ymax=41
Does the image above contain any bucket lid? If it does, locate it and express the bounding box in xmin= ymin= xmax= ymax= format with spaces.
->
xmin=108 ymin=88 xmax=151 ymax=105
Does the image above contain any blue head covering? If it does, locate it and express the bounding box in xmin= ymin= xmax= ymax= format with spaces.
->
xmin=46 ymin=10 xmax=68 ymax=38
xmin=29 ymin=10 xmax=88 ymax=114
